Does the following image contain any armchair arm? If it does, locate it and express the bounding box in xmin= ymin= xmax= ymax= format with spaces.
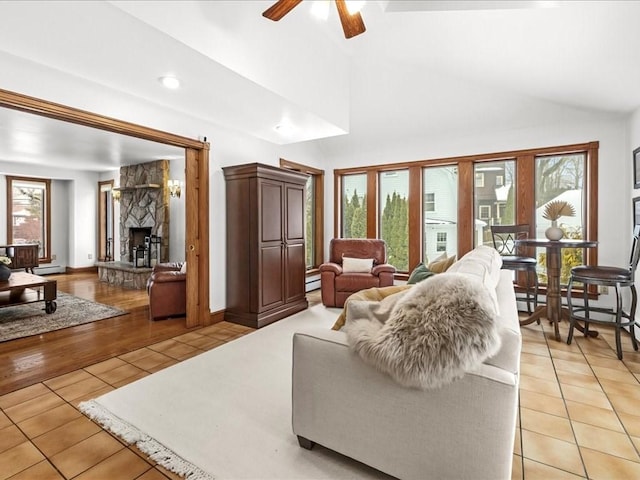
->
xmin=150 ymin=271 xmax=186 ymax=283
xmin=319 ymin=262 xmax=342 ymax=275
xmin=152 ymin=262 xmax=183 ymax=273
xmin=371 ymin=263 xmax=396 ymax=276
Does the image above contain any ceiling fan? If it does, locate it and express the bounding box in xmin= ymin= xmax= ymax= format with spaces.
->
xmin=262 ymin=0 xmax=366 ymax=39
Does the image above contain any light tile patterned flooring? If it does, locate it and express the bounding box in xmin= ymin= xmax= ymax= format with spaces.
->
xmin=1 ymin=297 xmax=640 ymax=479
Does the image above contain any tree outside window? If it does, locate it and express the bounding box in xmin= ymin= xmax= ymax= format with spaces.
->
xmin=342 ymin=174 xmax=367 ymax=238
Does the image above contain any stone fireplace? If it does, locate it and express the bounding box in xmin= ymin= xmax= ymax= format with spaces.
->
xmin=118 ymin=160 xmax=170 ymax=265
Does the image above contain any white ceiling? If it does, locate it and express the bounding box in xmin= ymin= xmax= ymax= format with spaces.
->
xmin=0 ymin=0 xmax=638 ymax=172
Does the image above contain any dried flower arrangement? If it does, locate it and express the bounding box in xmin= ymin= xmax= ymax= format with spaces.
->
xmin=542 ymin=200 xmax=576 ymax=222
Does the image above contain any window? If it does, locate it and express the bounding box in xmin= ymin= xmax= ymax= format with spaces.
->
xmin=280 ymin=159 xmax=324 ymax=270
xmin=6 ymin=176 xmax=51 ymax=262
xmin=341 ymin=173 xmax=367 ymax=238
xmin=424 ymin=192 xmax=436 ymax=212
xmin=535 ymin=153 xmax=586 ymax=285
xmin=474 ymin=160 xmax=516 ymax=245
xmin=424 ymin=166 xmax=457 ymax=262
xmin=379 ymin=170 xmax=409 ymax=271
xmin=335 ymin=141 xmax=598 ymax=288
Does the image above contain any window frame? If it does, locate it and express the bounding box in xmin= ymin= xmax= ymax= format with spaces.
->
xmin=334 ymin=141 xmax=599 ymax=279
xmin=280 ymin=159 xmax=324 ymax=272
xmin=6 ymin=175 xmax=52 ymax=263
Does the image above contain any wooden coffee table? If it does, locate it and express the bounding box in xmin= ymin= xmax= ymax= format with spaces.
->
xmin=0 ymin=272 xmax=57 ymax=313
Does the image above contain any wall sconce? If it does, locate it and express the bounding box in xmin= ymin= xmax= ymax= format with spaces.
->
xmin=112 ymin=189 xmax=121 ymax=202
xmin=167 ymin=180 xmax=182 ymax=198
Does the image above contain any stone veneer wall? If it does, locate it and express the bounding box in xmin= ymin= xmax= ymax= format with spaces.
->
xmin=119 ymin=160 xmax=170 ymax=264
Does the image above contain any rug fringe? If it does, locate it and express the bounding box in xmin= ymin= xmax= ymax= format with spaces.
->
xmin=79 ymin=400 xmax=215 ymax=480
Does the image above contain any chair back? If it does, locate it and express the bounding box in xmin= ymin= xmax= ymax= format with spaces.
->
xmin=629 ymin=225 xmax=640 ymax=274
xmin=491 ymin=224 xmax=531 ymax=256
xmin=329 ymin=238 xmax=387 ymax=265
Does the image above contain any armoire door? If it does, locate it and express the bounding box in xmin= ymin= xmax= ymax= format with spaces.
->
xmin=285 ymin=182 xmax=306 ymax=303
xmin=258 ymin=178 xmax=285 ymax=312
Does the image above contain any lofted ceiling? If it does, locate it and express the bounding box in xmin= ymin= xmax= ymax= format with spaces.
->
xmin=0 ymin=1 xmax=638 ymax=172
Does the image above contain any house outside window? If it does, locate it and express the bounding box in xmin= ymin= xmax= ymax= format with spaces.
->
xmin=436 ymin=232 xmax=447 ymax=252
xmin=6 ymin=176 xmax=51 ymax=262
xmin=496 ymin=175 xmax=504 ymax=186
xmin=479 ymin=205 xmax=491 ymax=220
xmin=475 ymin=172 xmax=485 ymax=187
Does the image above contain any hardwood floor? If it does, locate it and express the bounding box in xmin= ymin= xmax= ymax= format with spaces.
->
xmin=0 ymin=272 xmax=199 ymax=396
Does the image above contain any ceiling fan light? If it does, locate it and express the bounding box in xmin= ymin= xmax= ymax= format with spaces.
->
xmin=310 ymin=1 xmax=330 ymax=20
xmin=345 ymin=0 xmax=365 ymax=15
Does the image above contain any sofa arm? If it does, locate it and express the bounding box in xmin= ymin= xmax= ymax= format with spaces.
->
xmin=319 ymin=262 xmax=342 ymax=275
xmin=292 ymin=328 xmax=518 ymax=480
xmin=371 ymin=263 xmax=396 ymax=276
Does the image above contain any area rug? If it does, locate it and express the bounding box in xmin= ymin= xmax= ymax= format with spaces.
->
xmin=80 ymin=305 xmax=393 ymax=480
xmin=0 ymin=292 xmax=127 ymax=342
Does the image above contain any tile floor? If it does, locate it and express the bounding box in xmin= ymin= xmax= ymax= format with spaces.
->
xmin=1 ymin=301 xmax=640 ymax=479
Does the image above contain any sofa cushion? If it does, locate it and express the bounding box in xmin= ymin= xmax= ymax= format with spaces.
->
xmin=406 ymin=263 xmax=435 ymax=284
xmin=345 ymin=272 xmax=501 ymax=390
xmin=342 ymin=257 xmax=374 ymax=273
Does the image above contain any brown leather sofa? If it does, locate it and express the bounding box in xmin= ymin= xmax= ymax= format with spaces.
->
xmin=147 ymin=262 xmax=186 ymax=321
xmin=320 ymin=239 xmax=396 ymax=308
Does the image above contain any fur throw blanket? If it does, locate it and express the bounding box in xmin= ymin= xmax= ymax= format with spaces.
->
xmin=344 ymin=272 xmax=502 ymax=390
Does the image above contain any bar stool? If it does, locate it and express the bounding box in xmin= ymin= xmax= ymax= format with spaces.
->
xmin=567 ymin=225 xmax=640 ymax=360
xmin=491 ymin=224 xmax=539 ymax=314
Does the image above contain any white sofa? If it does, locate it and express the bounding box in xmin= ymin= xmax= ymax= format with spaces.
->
xmin=292 ymin=252 xmax=521 ymax=480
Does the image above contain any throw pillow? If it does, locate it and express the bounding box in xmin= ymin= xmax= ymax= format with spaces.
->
xmin=344 ymin=272 xmax=501 ymax=390
xmin=180 ymin=262 xmax=187 ymax=274
xmin=342 ymin=257 xmax=374 ymax=273
xmin=406 ymin=263 xmax=435 ymax=284
xmin=427 ymin=253 xmax=456 ymax=273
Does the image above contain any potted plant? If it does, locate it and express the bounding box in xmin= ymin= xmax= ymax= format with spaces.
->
xmin=542 ymin=200 xmax=576 ymax=240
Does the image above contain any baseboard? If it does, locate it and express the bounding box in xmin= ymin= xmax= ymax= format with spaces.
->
xmin=208 ymin=309 xmax=225 ymax=326
xmin=66 ymin=266 xmax=99 ymax=274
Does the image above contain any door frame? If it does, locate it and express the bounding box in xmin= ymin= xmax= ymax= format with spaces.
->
xmin=0 ymin=88 xmax=210 ymax=328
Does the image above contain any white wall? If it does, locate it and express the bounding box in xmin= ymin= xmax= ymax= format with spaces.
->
xmin=169 ymin=157 xmax=186 ymax=262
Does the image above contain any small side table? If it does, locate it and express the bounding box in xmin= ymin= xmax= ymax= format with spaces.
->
xmin=515 ymin=238 xmax=598 ymax=341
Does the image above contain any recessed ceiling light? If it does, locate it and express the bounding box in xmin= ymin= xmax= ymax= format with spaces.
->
xmin=159 ymin=76 xmax=180 ymax=89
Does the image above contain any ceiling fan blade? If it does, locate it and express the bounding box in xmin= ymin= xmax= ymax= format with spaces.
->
xmin=262 ymin=0 xmax=303 ymax=21
xmin=335 ymin=0 xmax=366 ymax=38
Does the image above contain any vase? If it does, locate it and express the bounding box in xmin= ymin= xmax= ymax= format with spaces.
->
xmin=545 ymin=221 xmax=564 ymax=241
xmin=0 ymin=264 xmax=11 ymax=282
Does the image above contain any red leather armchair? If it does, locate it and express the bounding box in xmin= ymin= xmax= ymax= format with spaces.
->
xmin=147 ymin=262 xmax=186 ymax=321
xmin=320 ymin=239 xmax=396 ymax=307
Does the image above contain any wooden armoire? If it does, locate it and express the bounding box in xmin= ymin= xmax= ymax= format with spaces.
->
xmin=223 ymin=163 xmax=309 ymax=328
